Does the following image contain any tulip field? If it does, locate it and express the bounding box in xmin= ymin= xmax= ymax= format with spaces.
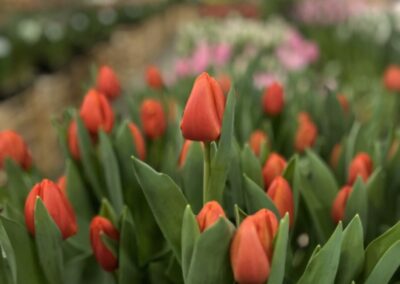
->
xmin=3 ymin=3 xmax=400 ymax=284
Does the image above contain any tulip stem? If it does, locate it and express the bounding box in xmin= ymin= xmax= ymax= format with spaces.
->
xmin=203 ymin=142 xmax=211 ymax=204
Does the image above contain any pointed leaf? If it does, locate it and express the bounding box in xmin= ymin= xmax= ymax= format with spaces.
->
xmin=268 ymin=214 xmax=289 ymax=284
xmin=181 ymin=205 xmax=200 ymax=281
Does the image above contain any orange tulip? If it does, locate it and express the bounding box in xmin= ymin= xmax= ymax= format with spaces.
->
xmin=295 ymin=112 xmax=317 ymax=153
xmin=347 ymin=152 xmax=373 ymax=185
xmin=146 ymin=65 xmax=164 ymax=90
xmin=230 ymin=209 xmax=278 ymax=284
xmin=140 ymin=99 xmax=167 ymax=139
xmin=217 ymin=73 xmax=231 ymax=95
xmin=383 ymin=65 xmax=400 ymax=92
xmin=262 ymin=153 xmax=287 ymax=189
xmin=180 ymin=72 xmax=226 ymax=141
xmin=0 ymin=130 xmax=31 ymax=170
xmin=267 ymin=176 xmax=294 ymax=225
xmin=330 ymin=144 xmax=342 ymax=169
xmin=68 ymin=121 xmax=80 ymax=160
xmin=331 ymin=186 xmax=352 ymax=223
xmin=196 ymin=201 xmax=225 ymax=232
xmin=79 ymin=89 xmax=114 ymax=134
xmin=24 ymin=179 xmax=77 ymax=239
xmin=337 ymin=94 xmax=349 ymax=113
xmin=90 ymin=216 xmax=119 ymax=272
xmin=262 ymin=82 xmax=284 ymax=116
xmin=249 ymin=130 xmax=268 ymax=157
xmin=178 ymin=140 xmax=193 ymax=168
xmin=96 ymin=65 xmax=121 ymax=100
xmin=128 ymin=123 xmax=146 ymax=160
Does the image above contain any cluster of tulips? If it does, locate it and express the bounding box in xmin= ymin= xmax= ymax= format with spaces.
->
xmin=2 ymin=61 xmax=400 ymax=284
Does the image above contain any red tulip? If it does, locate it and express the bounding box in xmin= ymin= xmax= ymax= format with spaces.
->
xmin=262 ymin=153 xmax=287 ymax=189
xmin=230 ymin=209 xmax=278 ymax=284
xmin=347 ymin=152 xmax=373 ymax=185
xmin=79 ymin=89 xmax=114 ymax=134
xmin=68 ymin=121 xmax=80 ymax=160
xmin=262 ymin=82 xmax=284 ymax=116
xmin=217 ymin=73 xmax=231 ymax=95
xmin=90 ymin=216 xmax=119 ymax=272
xmin=331 ymin=186 xmax=352 ymax=223
xmin=295 ymin=112 xmax=317 ymax=153
xmin=140 ymin=99 xmax=167 ymax=139
xmin=178 ymin=140 xmax=193 ymax=168
xmin=128 ymin=123 xmax=146 ymax=160
xmin=0 ymin=130 xmax=31 ymax=170
xmin=24 ymin=179 xmax=77 ymax=239
xmin=267 ymin=176 xmax=294 ymax=226
xmin=249 ymin=130 xmax=268 ymax=157
xmin=337 ymin=94 xmax=349 ymax=113
xmin=330 ymin=144 xmax=342 ymax=169
xmin=96 ymin=65 xmax=121 ymax=100
xmin=384 ymin=65 xmax=400 ymax=92
xmin=180 ymin=72 xmax=226 ymax=141
xmin=146 ymin=65 xmax=164 ymax=90
xmin=196 ymin=201 xmax=225 ymax=232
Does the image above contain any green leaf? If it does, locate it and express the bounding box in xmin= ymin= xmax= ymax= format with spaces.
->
xmin=298 ymin=223 xmax=343 ymax=284
xmin=186 ymin=218 xmax=235 ymax=284
xmin=241 ymin=144 xmax=263 ymax=188
xmin=335 ymin=215 xmax=364 ymax=284
xmin=100 ymin=233 xmax=118 ymax=258
xmin=0 ymin=220 xmax=16 ymax=284
xmin=344 ymin=178 xmax=368 ymax=228
xmin=181 ymin=205 xmax=200 ymax=281
xmin=98 ymin=131 xmax=124 ymax=213
xmin=132 ymin=157 xmax=187 ymax=263
xmin=234 ymin=204 xmax=247 ymax=226
xmin=366 ymin=168 xmax=384 ymax=209
xmin=99 ymin=199 xmax=118 ymax=226
xmin=268 ymin=214 xmax=289 ymax=284
xmin=34 ymin=198 xmax=64 ymax=284
xmin=345 ymin=123 xmax=362 ymax=167
xmin=283 ymin=155 xmax=300 ymax=219
xmin=243 ymin=175 xmax=280 ymax=219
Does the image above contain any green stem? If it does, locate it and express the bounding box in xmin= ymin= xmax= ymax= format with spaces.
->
xmin=203 ymin=142 xmax=211 ymax=204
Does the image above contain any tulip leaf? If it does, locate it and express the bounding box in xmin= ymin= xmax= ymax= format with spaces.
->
xmin=344 ymin=178 xmax=368 ymax=228
xmin=297 ymin=223 xmax=343 ymax=284
xmin=268 ymin=214 xmax=289 ymax=284
xmin=366 ymin=168 xmax=384 ymax=209
xmin=99 ymin=199 xmax=118 ymax=226
xmin=186 ymin=218 xmax=235 ymax=284
xmin=243 ymin=174 xmax=280 ymax=219
xmin=234 ymin=204 xmax=247 ymax=226
xmin=335 ymin=215 xmax=364 ymax=284
xmin=132 ymin=157 xmax=187 ymax=263
xmin=181 ymin=205 xmax=200 ymax=281
xmin=241 ymin=144 xmax=264 ymax=188
xmin=100 ymin=233 xmax=119 ymax=258
xmin=34 ymin=198 xmax=64 ymax=284
xmin=98 ymin=131 xmax=124 ymax=213
xmin=345 ymin=122 xmax=362 ymax=167
xmin=283 ymin=155 xmax=300 ymax=219
xmin=0 ymin=220 xmax=16 ymax=284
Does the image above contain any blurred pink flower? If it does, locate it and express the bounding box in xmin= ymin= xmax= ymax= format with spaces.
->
xmin=191 ymin=42 xmax=211 ymax=73
xmin=253 ymin=73 xmax=280 ymax=90
xmin=213 ymin=43 xmax=232 ymax=66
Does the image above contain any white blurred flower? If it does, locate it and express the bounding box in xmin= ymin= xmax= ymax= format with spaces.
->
xmin=44 ymin=22 xmax=64 ymax=42
xmin=70 ymin=13 xmax=89 ymax=31
xmin=17 ymin=19 xmax=42 ymax=44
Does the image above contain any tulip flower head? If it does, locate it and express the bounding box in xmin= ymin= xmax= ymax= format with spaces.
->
xmin=140 ymin=99 xmax=167 ymax=139
xmin=146 ymin=65 xmax=164 ymax=90
xmin=24 ymin=179 xmax=77 ymax=239
xmin=383 ymin=65 xmax=400 ymax=92
xmin=196 ymin=201 xmax=226 ymax=232
xmin=295 ymin=112 xmax=317 ymax=153
xmin=347 ymin=152 xmax=373 ymax=185
xmin=262 ymin=153 xmax=287 ymax=189
xmin=90 ymin=216 xmax=120 ymax=272
xmin=128 ymin=122 xmax=146 ymax=160
xmin=231 ymin=209 xmax=278 ymax=284
xmin=267 ymin=176 xmax=294 ymax=225
xmin=0 ymin=130 xmax=31 ymax=170
xmin=79 ymin=89 xmax=114 ymax=134
xmin=262 ymin=82 xmax=285 ymax=116
xmin=249 ymin=130 xmax=268 ymax=157
xmin=96 ymin=65 xmax=121 ymax=100
xmin=331 ymin=186 xmax=352 ymax=223
xmin=330 ymin=144 xmax=342 ymax=169
xmin=68 ymin=121 xmax=80 ymax=160
xmin=337 ymin=94 xmax=349 ymax=113
xmin=178 ymin=140 xmax=193 ymax=168
xmin=180 ymin=72 xmax=226 ymax=142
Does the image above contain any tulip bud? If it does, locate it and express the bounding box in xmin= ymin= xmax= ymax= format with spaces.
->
xmin=347 ymin=152 xmax=373 ymax=185
xmin=180 ymin=72 xmax=226 ymax=141
xmin=217 ymin=73 xmax=231 ymax=95
xmin=140 ymin=99 xmax=167 ymax=139
xmin=68 ymin=121 xmax=80 ymax=160
xmin=262 ymin=153 xmax=286 ymax=189
xmin=96 ymin=65 xmax=121 ymax=100
xmin=57 ymin=176 xmax=67 ymax=195
xmin=267 ymin=176 xmax=294 ymax=225
xmin=230 ymin=209 xmax=278 ymax=284
xmin=90 ymin=216 xmax=119 ymax=272
xmin=196 ymin=201 xmax=225 ymax=232
xmin=331 ymin=186 xmax=352 ymax=223
xmin=24 ymin=179 xmax=77 ymax=239
xmin=178 ymin=140 xmax=193 ymax=168
xmin=249 ymin=130 xmax=268 ymax=157
xmin=383 ymin=65 xmax=400 ymax=92
xmin=330 ymin=144 xmax=342 ymax=169
xmin=337 ymin=94 xmax=349 ymax=113
xmin=262 ymin=82 xmax=284 ymax=116
xmin=295 ymin=113 xmax=317 ymax=153
xmin=128 ymin=123 xmax=146 ymax=160
xmin=146 ymin=65 xmax=164 ymax=90
xmin=79 ymin=89 xmax=114 ymax=134
xmin=0 ymin=130 xmax=31 ymax=170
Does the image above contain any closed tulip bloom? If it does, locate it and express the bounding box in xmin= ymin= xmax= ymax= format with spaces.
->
xmin=196 ymin=201 xmax=225 ymax=232
xmin=217 ymin=73 xmax=231 ymax=95
xmin=330 ymin=144 xmax=342 ymax=169
xmin=146 ymin=65 xmax=164 ymax=90
xmin=24 ymin=179 xmax=77 ymax=239
xmin=262 ymin=153 xmax=287 ymax=189
xmin=337 ymin=94 xmax=349 ymax=113
xmin=267 ymin=176 xmax=294 ymax=225
xmin=96 ymin=65 xmax=121 ymax=100
xmin=331 ymin=186 xmax=352 ymax=223
xmin=0 ymin=130 xmax=31 ymax=170
xmin=347 ymin=153 xmax=373 ymax=185
xmin=90 ymin=216 xmax=120 ymax=272
xmin=140 ymin=99 xmax=167 ymax=139
xmin=79 ymin=89 xmax=114 ymax=134
xmin=262 ymin=82 xmax=284 ymax=116
xmin=231 ymin=209 xmax=278 ymax=284
xmin=68 ymin=121 xmax=80 ymax=160
xmin=249 ymin=130 xmax=268 ymax=157
xmin=128 ymin=123 xmax=146 ymax=160
xmin=383 ymin=65 xmax=400 ymax=92
xmin=180 ymin=72 xmax=226 ymax=141
xmin=295 ymin=114 xmax=317 ymax=153
xmin=178 ymin=140 xmax=193 ymax=168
